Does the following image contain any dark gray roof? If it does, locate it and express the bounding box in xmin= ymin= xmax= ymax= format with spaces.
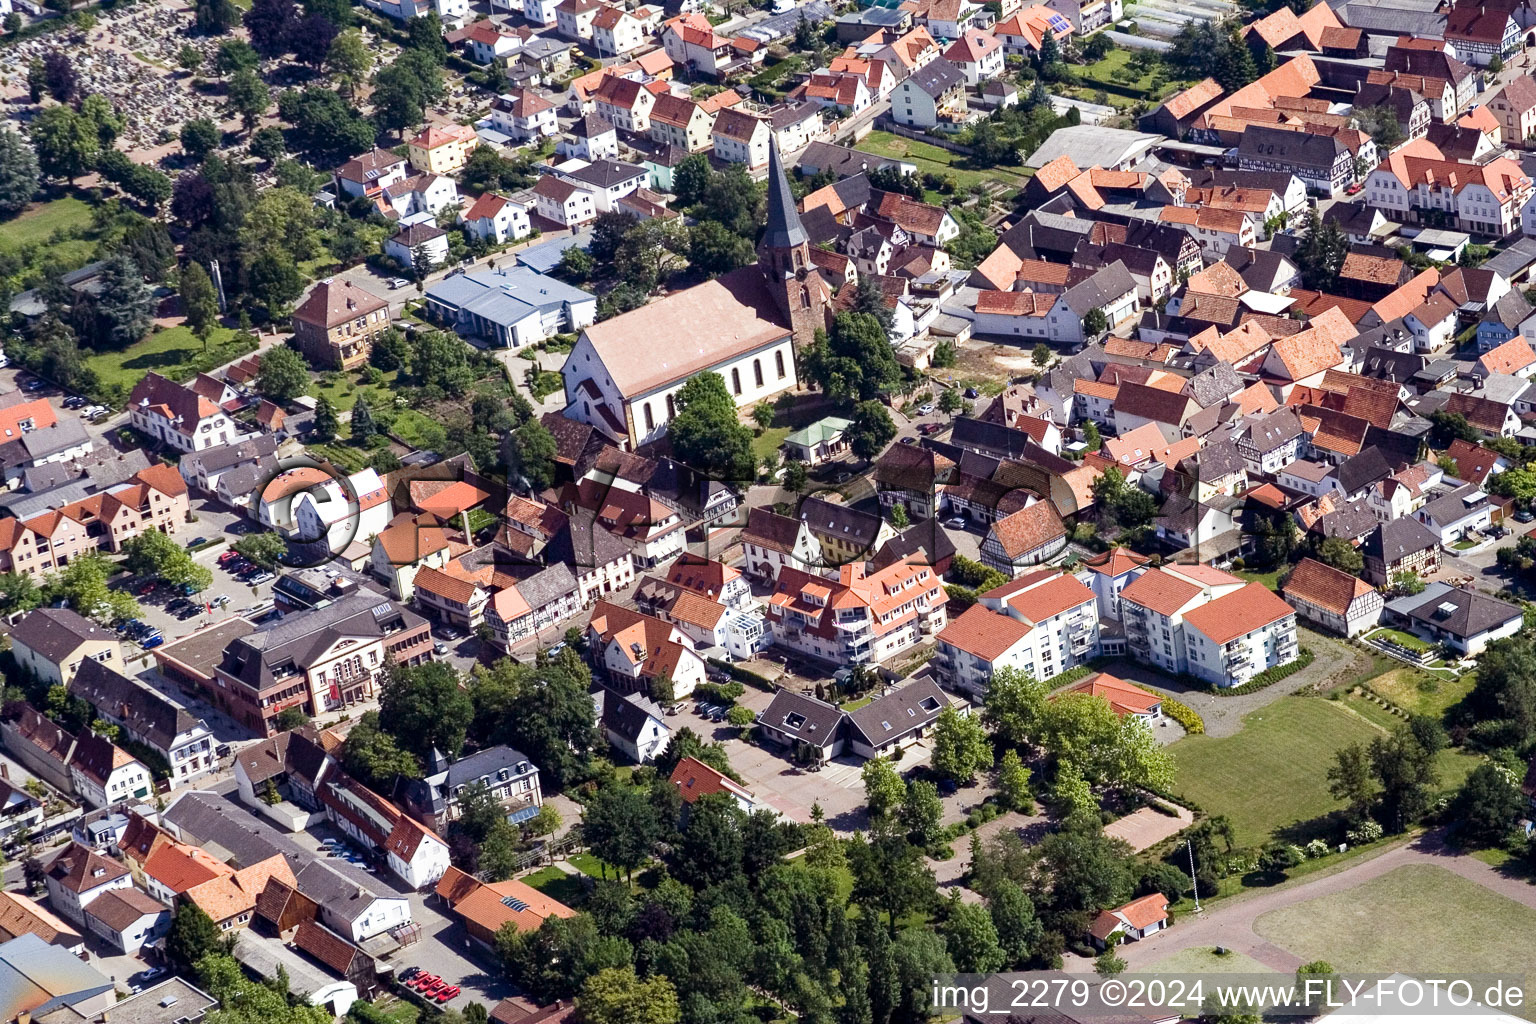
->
xmin=218 ymin=591 xmax=425 ymax=694
xmin=1187 ymin=437 xmax=1246 ymax=479
xmin=800 ymin=495 xmax=885 ymax=550
xmin=1401 ymin=586 xmax=1521 ymax=639
xmin=1124 ymin=221 xmax=1199 ymax=264
xmin=180 ymin=435 xmax=281 ymax=478
xmin=68 ymin=659 xmax=203 ymax=755
xmin=544 ymin=506 xmax=634 ymax=571
xmin=1187 ymin=361 xmax=1244 ymax=409
xmin=1241 ymin=408 xmax=1305 ymax=449
xmin=514 ymin=562 xmax=579 ymax=610
xmin=164 ymin=791 xmax=389 ymax=921
xmin=1060 ymin=260 xmax=1136 ymax=317
xmin=759 ymin=688 xmax=846 ymax=744
xmin=1482 ymin=290 xmax=1534 ymax=331
xmin=903 ymin=58 xmax=964 ymax=98
xmin=1483 ymin=237 xmax=1536 ymax=280
xmin=1361 ymin=515 xmax=1439 ymax=562
xmin=1335 ymin=447 xmax=1393 ymax=495
xmin=1312 ymin=497 xmax=1381 ymax=540
xmin=799 ymin=141 xmax=909 ymax=178
xmin=844 ymin=677 xmax=948 ymax=748
xmin=1184 ymin=167 xmax=1299 ymax=195
xmin=1356 ymin=344 xmax=1425 ymax=383
xmin=874 ymin=518 xmax=957 ymax=571
xmin=950 ymin=417 xmax=1037 ymax=460
xmin=1 ymin=481 xmax=93 ymax=520
xmin=570 ymin=113 xmax=615 ymax=138
xmin=11 ymin=607 xmax=110 ymax=663
xmin=597 ymin=688 xmax=666 ymax=745
xmin=999 ymin=211 xmax=1097 ymax=261
xmin=566 ymin=160 xmax=646 ymax=189
xmin=1238 ymin=124 xmax=1347 ymax=171
xmin=762 ymin=138 xmax=808 ymax=252
xmin=443 ymin=744 xmax=537 ymax=787
xmin=1418 ymin=482 xmax=1489 ymax=526
xmin=19 ymin=417 xmax=91 ymax=460
xmin=1225 ymin=246 xmax=1297 ymax=291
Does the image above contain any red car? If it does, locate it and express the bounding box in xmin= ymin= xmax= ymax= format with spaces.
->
xmin=137 ymin=581 xmax=157 ymax=595
xmin=422 ymin=980 xmax=445 ymax=996
xmin=414 ymin=975 xmax=440 ymax=991
xmin=218 ymin=551 xmax=239 ymax=565
xmin=436 ymin=987 xmax=460 ymax=1003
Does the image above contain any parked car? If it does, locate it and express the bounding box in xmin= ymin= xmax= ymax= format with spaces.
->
xmin=436 ymin=986 xmax=460 ymax=1003
xmin=62 ymin=395 xmax=86 ymax=409
xmin=433 ymin=642 xmax=448 ymax=655
xmin=141 ymin=635 xmax=164 ymax=650
xmin=389 ymin=278 xmax=410 ymax=289
xmin=945 ymin=516 xmax=967 ymax=529
xmin=918 ymin=403 xmax=934 ymax=415
xmin=1517 ymin=508 xmax=1535 ymax=524
xmin=186 ymin=537 xmax=208 ymax=549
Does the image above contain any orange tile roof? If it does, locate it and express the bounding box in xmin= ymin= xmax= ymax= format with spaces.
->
xmin=1181 ymin=581 xmax=1295 ymax=645
xmin=936 ymin=603 xmax=1032 ymax=660
xmin=1283 ymin=557 xmax=1375 ymax=616
xmin=1006 ymin=573 xmax=1095 ymax=623
xmin=1119 ymin=568 xmax=1202 ymax=617
xmin=1479 ymin=336 xmax=1536 ymax=376
xmin=1060 ymin=672 xmax=1162 ymax=717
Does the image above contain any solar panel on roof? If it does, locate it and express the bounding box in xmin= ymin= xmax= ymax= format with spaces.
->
xmin=501 ymin=896 xmax=530 ymax=911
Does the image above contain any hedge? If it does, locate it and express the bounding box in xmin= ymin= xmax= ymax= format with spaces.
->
xmin=707 ymin=658 xmax=774 ymax=692
xmin=1210 ymin=645 xmax=1315 ymax=697
xmin=1130 ymin=681 xmax=1204 ymax=734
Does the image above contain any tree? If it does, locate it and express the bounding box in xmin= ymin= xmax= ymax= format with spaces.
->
xmin=557 ymin=246 xmax=593 ymax=282
xmin=782 ymin=458 xmax=807 ymax=492
xmin=233 ymin=532 xmax=288 ymax=569
xmin=894 ymin=780 xmax=941 ymax=851
xmin=802 ymin=313 xmax=902 ymax=403
xmin=479 ymin=820 xmax=522 ymax=881
xmin=470 ymin=656 xmax=599 ymax=787
xmin=930 ymin=707 xmax=992 ymax=785
xmin=668 ymin=371 xmax=754 ymax=481
xmin=942 ymin=898 xmax=1006 ymax=973
xmin=847 ymin=400 xmax=897 ymax=460
xmin=1294 ymin=206 xmax=1348 ymax=291
xmin=1352 ymin=104 xmax=1404 ymax=150
xmin=42 ymin=51 xmax=78 ymax=103
xmin=4 ymin=12 xmax=21 ymax=33
xmin=1327 ymin=743 xmax=1375 ymax=823
xmin=583 ymin=783 xmax=661 ymax=881
xmin=180 ymin=118 xmax=221 ymax=161
xmin=672 ymin=153 xmax=712 ymax=207
xmin=1452 ymin=760 xmax=1523 ymax=847
xmin=938 ymin=387 xmax=962 ymax=418
xmin=256 ymin=345 xmax=311 ymax=403
xmin=30 ymin=105 xmax=98 ymax=183
xmin=122 ymin=531 xmax=213 ymax=592
xmin=861 ymin=756 xmax=904 ymax=818
xmin=196 ymin=0 xmax=239 ymax=33
xmin=1368 ymin=716 xmax=1446 ymax=833
xmin=0 ymin=127 xmax=39 ymax=216
xmin=526 ymin=802 xmax=562 ymax=838
xmin=216 ymin=38 xmax=260 ymax=74
xmin=578 ymin=967 xmax=680 ymax=1024
xmin=888 ymin=501 xmax=909 ymax=529
xmin=227 ymin=69 xmax=271 ymax=132
xmin=379 ymin=660 xmax=475 ymax=759
xmin=180 ymin=262 xmax=221 ymax=348
xmin=26 ymin=60 xmax=44 ymax=103
xmin=850 ymin=826 xmax=937 ymax=934
xmin=290 ymin=13 xmax=339 ymax=69
xmin=1315 ymin=536 xmax=1364 ymax=575
xmin=179 ymin=44 xmax=205 ymax=72
xmin=997 ymin=749 xmax=1032 ymax=812
xmin=326 ymin=28 xmax=373 ymax=82
xmin=506 ymin=418 xmax=558 ymax=491
xmin=246 ymin=0 xmax=298 ymax=55
xmin=340 ymin=710 xmax=421 ymax=789
xmin=688 ymin=219 xmax=756 ymax=277
xmin=987 ymin=880 xmax=1041 ymax=967
xmin=351 ymin=396 xmax=377 ymax=444
xmin=982 ymin=667 xmax=1051 ymax=748
xmin=0 ymin=572 xmax=43 ymax=616
xmin=1082 ymin=308 xmax=1108 ymax=337
xmin=166 ymin=903 xmax=224 ymax=969
xmin=312 ymin=395 xmax=339 ymax=442
xmin=1042 ymin=693 xmax=1174 ymax=791
xmin=1389 ymin=570 xmax=1425 ymax=596
xmin=94 ymin=252 xmax=155 ymax=348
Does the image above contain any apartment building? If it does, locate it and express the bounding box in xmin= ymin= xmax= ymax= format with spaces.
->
xmin=934 ymin=569 xmax=1098 ymax=699
xmin=765 ymin=558 xmax=946 ymax=667
xmin=213 ymin=592 xmax=434 ymax=735
xmin=68 ymin=659 xmax=217 ymax=786
xmin=1120 ymin=565 xmax=1298 ymax=687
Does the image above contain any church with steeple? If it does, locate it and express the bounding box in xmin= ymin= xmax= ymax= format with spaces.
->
xmin=558 ymin=139 xmax=832 ymax=451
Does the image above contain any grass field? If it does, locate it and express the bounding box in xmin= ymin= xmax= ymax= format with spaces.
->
xmin=753 ymin=425 xmax=790 ymax=465
xmin=84 ymin=326 xmax=256 ymax=396
xmin=1137 ymin=947 xmax=1278 ymax=975
xmin=855 ymin=131 xmax=1032 ymax=192
xmin=0 ymin=196 xmax=95 ymax=249
xmin=522 ymin=865 xmax=589 ymax=907
xmin=1171 ymin=697 xmax=1383 ymax=848
xmin=1363 ymin=667 xmax=1476 ymax=719
xmin=1254 ymin=863 xmax=1536 ymax=978
xmin=1235 ymin=567 xmax=1286 ymax=591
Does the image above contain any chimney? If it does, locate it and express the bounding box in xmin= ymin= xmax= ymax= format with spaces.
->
xmin=0 ymin=762 xmax=7 ymax=780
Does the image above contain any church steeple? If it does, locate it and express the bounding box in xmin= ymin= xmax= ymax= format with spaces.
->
xmin=759 ymin=137 xmax=827 ymax=344
xmin=761 ymin=137 xmax=808 ymax=253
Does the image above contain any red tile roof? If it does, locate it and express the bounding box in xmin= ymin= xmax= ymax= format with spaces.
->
xmin=1182 ymin=581 xmax=1295 ymax=645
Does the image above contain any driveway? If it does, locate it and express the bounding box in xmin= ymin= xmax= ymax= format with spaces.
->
xmin=1100 ymin=629 xmax=1364 ymax=738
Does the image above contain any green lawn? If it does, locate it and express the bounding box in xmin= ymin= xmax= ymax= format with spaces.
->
xmin=521 ymin=865 xmax=589 ymax=907
xmin=856 ymin=131 xmax=1032 ymax=191
xmin=568 ymin=851 xmax=631 ymax=881
xmin=0 ymin=196 xmax=95 ymax=249
xmin=753 ymin=425 xmax=789 ymax=465
xmin=1137 ymin=947 xmax=1279 ymax=975
xmin=1235 ymin=567 xmax=1286 ymax=591
xmin=84 ymin=326 xmax=257 ymax=398
xmin=1366 ymin=627 xmax=1434 ymax=653
xmin=1171 ymin=697 xmax=1385 ymax=848
xmin=312 ymin=369 xmax=401 ymax=413
xmin=1361 ymin=666 xmax=1476 ymax=719
xmin=1254 ymin=863 xmax=1536 ymax=978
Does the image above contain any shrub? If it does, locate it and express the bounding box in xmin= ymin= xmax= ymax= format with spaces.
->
xmin=1209 ymin=646 xmax=1315 ymax=697
xmin=1131 ymin=683 xmax=1203 ymax=734
xmin=1346 ymin=819 xmax=1383 ymax=845
xmin=1305 ymin=838 xmax=1330 ymax=859
xmin=706 ymin=658 xmax=774 ymax=691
